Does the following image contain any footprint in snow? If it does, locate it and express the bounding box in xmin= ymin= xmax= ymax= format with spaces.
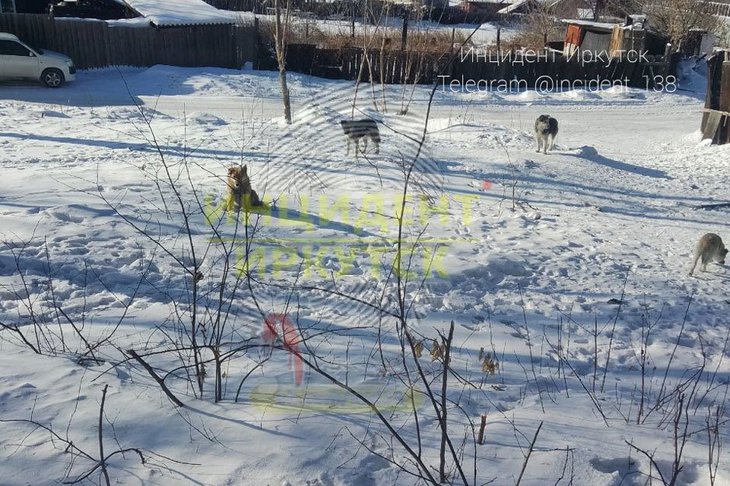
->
xmin=48 ymin=210 xmax=84 ymax=224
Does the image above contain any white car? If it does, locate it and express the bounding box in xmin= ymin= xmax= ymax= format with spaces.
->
xmin=0 ymin=32 xmax=76 ymax=87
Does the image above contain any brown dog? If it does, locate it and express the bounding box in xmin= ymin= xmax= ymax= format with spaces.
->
xmin=226 ymin=165 xmax=262 ymax=211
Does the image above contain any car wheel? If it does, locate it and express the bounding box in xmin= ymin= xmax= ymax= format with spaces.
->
xmin=41 ymin=68 xmax=64 ymax=88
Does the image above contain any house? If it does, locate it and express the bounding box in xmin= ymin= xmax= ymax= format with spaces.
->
xmin=562 ymin=18 xmax=667 ymax=56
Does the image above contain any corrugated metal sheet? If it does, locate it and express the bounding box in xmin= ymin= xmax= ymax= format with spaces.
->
xmin=580 ymin=30 xmax=610 ymax=52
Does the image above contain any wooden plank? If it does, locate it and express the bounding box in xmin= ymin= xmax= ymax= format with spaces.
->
xmin=719 ymin=61 xmax=730 ymax=144
xmin=719 ymin=61 xmax=730 ymax=113
xmin=702 ymin=111 xmax=722 ymax=140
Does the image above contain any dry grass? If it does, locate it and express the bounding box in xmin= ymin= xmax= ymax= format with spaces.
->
xmin=508 ymin=10 xmax=565 ymax=50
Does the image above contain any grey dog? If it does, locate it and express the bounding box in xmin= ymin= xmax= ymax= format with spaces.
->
xmin=534 ymin=115 xmax=559 ymax=154
xmin=340 ymin=119 xmax=380 ymax=156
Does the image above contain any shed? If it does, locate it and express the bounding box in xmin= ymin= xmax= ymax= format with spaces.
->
xmin=120 ymin=0 xmax=235 ymax=27
xmin=562 ymin=18 xmax=667 ymax=56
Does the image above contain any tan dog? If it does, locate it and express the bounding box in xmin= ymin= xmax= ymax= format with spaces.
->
xmin=226 ymin=165 xmax=262 ymax=211
xmin=689 ymin=233 xmax=728 ymax=276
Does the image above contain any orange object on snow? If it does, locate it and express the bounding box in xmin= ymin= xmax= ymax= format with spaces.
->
xmin=263 ymin=313 xmax=303 ymax=386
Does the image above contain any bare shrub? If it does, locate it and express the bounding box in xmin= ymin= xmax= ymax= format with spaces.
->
xmin=510 ymin=5 xmax=564 ymax=50
xmin=609 ymin=0 xmax=720 ymax=48
xmin=257 ymin=18 xmax=465 ymax=53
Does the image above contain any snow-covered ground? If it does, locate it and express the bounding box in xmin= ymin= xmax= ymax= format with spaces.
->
xmin=0 ymin=65 xmax=728 ymax=486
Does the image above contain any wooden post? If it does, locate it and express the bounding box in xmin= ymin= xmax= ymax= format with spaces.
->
xmin=720 ymin=61 xmax=730 ymax=144
xmin=477 ymin=414 xmax=487 ymax=445
xmin=350 ymin=0 xmax=355 ymax=38
xmin=254 ymin=17 xmax=260 ymax=70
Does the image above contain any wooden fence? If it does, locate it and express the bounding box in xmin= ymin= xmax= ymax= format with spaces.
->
xmin=0 ymin=13 xmax=257 ymax=69
xmin=701 ymin=51 xmax=730 ymax=145
xmin=281 ymin=44 xmax=676 ymax=89
xmin=706 ymin=0 xmax=730 ymax=17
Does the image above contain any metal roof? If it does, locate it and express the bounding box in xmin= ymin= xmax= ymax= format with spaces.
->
xmin=560 ymin=19 xmax=623 ymax=30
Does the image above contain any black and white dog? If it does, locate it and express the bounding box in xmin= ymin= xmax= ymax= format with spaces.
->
xmin=534 ymin=115 xmax=559 ymax=154
xmin=340 ymin=119 xmax=380 ymax=156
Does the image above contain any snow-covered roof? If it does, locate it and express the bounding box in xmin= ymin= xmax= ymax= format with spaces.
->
xmin=496 ymin=0 xmax=526 ymax=14
xmin=465 ymin=0 xmax=519 ymax=6
xmin=560 ymin=19 xmax=620 ymax=30
xmin=121 ymin=0 xmax=235 ymax=27
xmin=497 ymin=0 xmax=597 ymax=15
xmin=496 ymin=0 xmax=557 ymax=15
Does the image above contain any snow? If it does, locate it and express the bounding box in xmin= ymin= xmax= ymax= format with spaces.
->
xmin=0 ymin=62 xmax=729 ymax=486
xmin=120 ymin=0 xmax=235 ymax=26
xmin=105 ymin=16 xmax=155 ymax=27
xmin=560 ymin=19 xmax=622 ymax=31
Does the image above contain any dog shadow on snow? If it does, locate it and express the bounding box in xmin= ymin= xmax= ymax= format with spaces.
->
xmin=221 ymin=202 xmax=379 ymax=240
xmin=567 ymin=145 xmax=670 ymax=180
